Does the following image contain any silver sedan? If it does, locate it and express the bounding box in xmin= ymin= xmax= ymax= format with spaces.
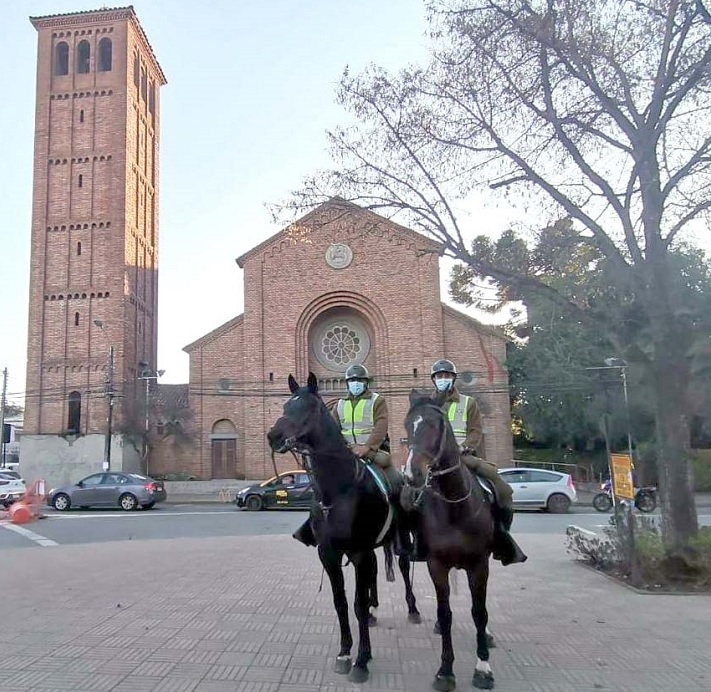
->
xmin=47 ymin=472 xmax=167 ymax=511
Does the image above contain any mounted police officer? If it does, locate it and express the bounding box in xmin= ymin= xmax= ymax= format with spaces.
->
xmin=292 ymin=364 xmax=410 ymax=552
xmin=430 ymin=359 xmax=527 ymax=565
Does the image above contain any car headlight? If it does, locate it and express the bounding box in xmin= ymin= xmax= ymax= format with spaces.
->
xmin=237 ymin=488 xmax=248 ymax=497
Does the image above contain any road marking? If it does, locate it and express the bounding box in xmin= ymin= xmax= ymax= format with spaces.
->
xmin=46 ymin=510 xmax=237 ymax=519
xmin=0 ymin=521 xmax=59 ymax=547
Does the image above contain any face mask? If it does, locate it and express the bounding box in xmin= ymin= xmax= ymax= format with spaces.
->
xmin=348 ymin=381 xmax=366 ymax=396
xmin=434 ymin=378 xmax=452 ymax=393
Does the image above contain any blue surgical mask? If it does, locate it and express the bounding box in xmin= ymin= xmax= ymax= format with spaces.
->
xmin=435 ymin=378 xmax=452 ymax=392
xmin=348 ymin=381 xmax=366 ymax=396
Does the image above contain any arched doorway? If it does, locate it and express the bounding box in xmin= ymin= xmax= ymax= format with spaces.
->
xmin=210 ymin=419 xmax=240 ymax=479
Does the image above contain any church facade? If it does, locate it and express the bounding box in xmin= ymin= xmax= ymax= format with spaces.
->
xmin=151 ymin=199 xmax=513 ymax=480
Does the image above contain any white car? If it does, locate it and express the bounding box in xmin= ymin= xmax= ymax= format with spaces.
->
xmin=0 ymin=473 xmax=26 ymax=508
xmin=498 ymin=467 xmax=577 ymax=513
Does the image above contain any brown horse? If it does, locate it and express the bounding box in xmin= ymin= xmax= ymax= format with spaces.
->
xmin=404 ymin=389 xmax=496 ymax=690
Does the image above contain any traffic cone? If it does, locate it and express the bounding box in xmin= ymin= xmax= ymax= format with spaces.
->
xmin=9 ymin=501 xmax=32 ymax=525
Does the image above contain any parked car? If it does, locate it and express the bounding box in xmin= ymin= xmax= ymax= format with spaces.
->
xmin=0 ymin=462 xmax=20 ymax=474
xmin=0 ymin=475 xmax=26 ymax=508
xmin=235 ymin=470 xmax=313 ymax=511
xmin=46 ymin=472 xmax=167 ymax=511
xmin=0 ymin=470 xmax=23 ymax=482
xmin=498 ymin=467 xmax=577 ymax=513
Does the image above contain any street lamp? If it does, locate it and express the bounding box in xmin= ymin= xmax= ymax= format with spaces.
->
xmin=93 ymin=319 xmax=115 ymax=471
xmin=137 ymin=361 xmax=165 ymax=476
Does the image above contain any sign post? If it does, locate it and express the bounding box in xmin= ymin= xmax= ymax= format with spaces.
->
xmin=610 ymin=453 xmax=634 ymax=500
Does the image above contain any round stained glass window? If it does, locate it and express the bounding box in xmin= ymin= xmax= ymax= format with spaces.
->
xmin=311 ymin=316 xmax=371 ymax=372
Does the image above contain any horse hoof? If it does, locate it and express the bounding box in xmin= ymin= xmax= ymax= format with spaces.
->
xmin=472 ymin=670 xmax=494 ymax=689
xmin=408 ymin=612 xmax=422 ymax=624
xmin=433 ymin=673 xmax=456 ymax=691
xmin=333 ymin=656 xmax=351 ymax=674
xmin=367 ymin=613 xmax=378 ymax=627
xmin=434 ymin=620 xmax=441 ymax=635
xmin=348 ymin=665 xmax=369 ymax=684
xmin=486 ymin=632 xmax=496 ymax=648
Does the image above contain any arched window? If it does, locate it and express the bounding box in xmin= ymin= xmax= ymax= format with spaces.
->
xmin=78 ymin=174 xmax=83 ymax=188
xmin=133 ymin=55 xmax=140 ymax=88
xmin=79 ymin=109 xmax=84 ymax=123
xmin=74 ymin=311 xmax=80 ymax=326
xmin=76 ymin=40 xmax=90 ymax=74
xmin=77 ymin=242 xmax=82 ymax=256
xmin=98 ymin=37 xmax=112 ymax=72
xmin=140 ymin=68 xmax=147 ymax=101
xmin=67 ymin=391 xmax=81 ymax=434
xmin=54 ymin=42 xmax=69 ymax=76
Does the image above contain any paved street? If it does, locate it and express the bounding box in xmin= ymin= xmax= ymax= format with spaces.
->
xmin=2 ymin=527 xmax=710 ymax=692
xmin=2 ymin=505 xmax=711 ymax=551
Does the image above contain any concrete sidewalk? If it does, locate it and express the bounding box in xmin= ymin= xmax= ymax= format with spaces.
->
xmin=2 ymin=531 xmax=710 ymax=691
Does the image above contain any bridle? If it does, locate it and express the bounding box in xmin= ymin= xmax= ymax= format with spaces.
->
xmin=407 ymin=402 xmax=473 ymax=504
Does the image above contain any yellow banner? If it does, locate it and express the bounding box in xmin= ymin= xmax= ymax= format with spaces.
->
xmin=610 ymin=453 xmax=634 ymax=500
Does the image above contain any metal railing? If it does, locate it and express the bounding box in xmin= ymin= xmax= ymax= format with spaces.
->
xmin=512 ymin=459 xmax=591 ymax=483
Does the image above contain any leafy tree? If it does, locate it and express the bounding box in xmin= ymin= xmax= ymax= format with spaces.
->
xmin=282 ymin=0 xmax=711 ymax=550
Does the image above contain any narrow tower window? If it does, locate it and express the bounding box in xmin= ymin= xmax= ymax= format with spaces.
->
xmin=67 ymin=391 xmax=82 ymax=434
xmin=76 ymin=40 xmax=90 ymax=74
xmin=98 ymin=37 xmax=112 ymax=71
xmin=141 ymin=68 xmax=147 ymax=101
xmin=74 ymin=312 xmax=80 ymax=326
xmin=78 ymin=174 xmax=83 ymax=188
xmin=133 ymin=54 xmax=140 ymax=88
xmin=54 ymin=42 xmax=69 ymax=76
xmin=77 ymin=242 xmax=82 ymax=256
xmin=79 ymin=109 xmax=84 ymax=123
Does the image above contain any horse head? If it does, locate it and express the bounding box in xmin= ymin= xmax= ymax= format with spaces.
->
xmin=403 ymin=388 xmax=459 ymax=487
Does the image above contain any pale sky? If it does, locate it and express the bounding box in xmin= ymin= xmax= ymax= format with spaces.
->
xmin=0 ymin=1 xmax=517 ymax=405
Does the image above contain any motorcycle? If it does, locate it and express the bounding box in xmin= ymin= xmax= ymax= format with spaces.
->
xmin=592 ymin=479 xmax=657 ymax=513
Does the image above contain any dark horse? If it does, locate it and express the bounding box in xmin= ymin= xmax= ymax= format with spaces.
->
xmin=267 ymin=373 xmax=420 ymax=684
xmin=404 ymin=389 xmax=497 ymax=690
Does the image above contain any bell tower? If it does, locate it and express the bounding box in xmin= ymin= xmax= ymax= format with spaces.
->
xmin=23 ymin=7 xmax=166 ymax=476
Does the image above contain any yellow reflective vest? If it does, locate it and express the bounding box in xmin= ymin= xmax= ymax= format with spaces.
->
xmin=446 ymin=395 xmax=470 ymax=446
xmin=337 ymin=393 xmax=380 ymax=445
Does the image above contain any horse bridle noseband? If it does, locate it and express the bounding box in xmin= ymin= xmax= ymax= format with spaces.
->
xmin=408 ymin=403 xmax=473 ymax=504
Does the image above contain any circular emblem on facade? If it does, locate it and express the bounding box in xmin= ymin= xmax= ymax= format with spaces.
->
xmin=325 ymin=243 xmax=353 ymax=269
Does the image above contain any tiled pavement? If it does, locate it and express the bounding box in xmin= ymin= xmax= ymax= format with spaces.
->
xmin=1 ymin=532 xmax=710 ymax=691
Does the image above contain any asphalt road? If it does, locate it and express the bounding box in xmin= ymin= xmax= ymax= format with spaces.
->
xmin=2 ymin=503 xmax=710 ymax=551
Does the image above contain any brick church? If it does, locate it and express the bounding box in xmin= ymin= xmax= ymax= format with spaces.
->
xmin=20 ymin=7 xmax=512 ymax=486
xmin=150 ymin=198 xmax=514 ymax=480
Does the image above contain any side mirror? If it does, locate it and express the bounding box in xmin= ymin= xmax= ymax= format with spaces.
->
xmin=77 ymin=481 xmax=84 ymax=487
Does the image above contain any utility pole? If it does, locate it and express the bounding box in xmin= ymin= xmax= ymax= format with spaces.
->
xmin=0 ymin=368 xmax=7 ymax=468
xmin=103 ymin=346 xmax=115 ymax=471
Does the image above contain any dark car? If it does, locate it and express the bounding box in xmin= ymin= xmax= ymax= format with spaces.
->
xmin=46 ymin=472 xmax=167 ymax=511
xmin=234 ymin=470 xmax=313 ymax=511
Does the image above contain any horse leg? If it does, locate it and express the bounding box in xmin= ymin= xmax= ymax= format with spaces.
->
xmin=428 ymin=559 xmax=455 ymax=691
xmin=319 ymin=545 xmax=353 ymax=674
xmin=348 ymin=550 xmax=375 ymax=683
xmin=368 ymin=550 xmax=379 ymax=626
xmin=467 ymin=561 xmax=494 ymax=690
xmin=398 ymin=554 xmax=421 ymax=623
xmin=383 ymin=542 xmax=396 ymax=582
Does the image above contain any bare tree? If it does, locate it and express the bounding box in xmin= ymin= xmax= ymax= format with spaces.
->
xmin=282 ymin=0 xmax=711 ymax=550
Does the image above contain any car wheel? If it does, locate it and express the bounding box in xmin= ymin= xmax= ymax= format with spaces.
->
xmin=52 ymin=493 xmax=71 ymax=511
xmin=119 ymin=493 xmax=138 ymax=511
xmin=547 ymin=493 xmax=571 ymax=514
xmin=143 ymin=501 xmax=156 ymax=510
xmin=245 ymin=495 xmax=263 ymax=511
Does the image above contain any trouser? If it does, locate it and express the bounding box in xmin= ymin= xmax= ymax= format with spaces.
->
xmin=460 ymin=454 xmax=513 ymax=509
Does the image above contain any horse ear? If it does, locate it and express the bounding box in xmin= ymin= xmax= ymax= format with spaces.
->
xmin=288 ymin=374 xmax=299 ymax=393
xmin=307 ymin=372 xmax=319 ymax=393
xmin=409 ymin=388 xmax=421 ymax=404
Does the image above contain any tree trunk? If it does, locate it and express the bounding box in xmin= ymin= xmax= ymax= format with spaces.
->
xmin=652 ymin=361 xmax=698 ymax=551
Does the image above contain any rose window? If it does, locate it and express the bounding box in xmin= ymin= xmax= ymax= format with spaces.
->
xmin=321 ymin=325 xmax=362 ymax=365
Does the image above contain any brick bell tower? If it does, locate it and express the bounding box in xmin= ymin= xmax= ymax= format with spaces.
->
xmin=22 ymin=7 xmax=166 ymax=479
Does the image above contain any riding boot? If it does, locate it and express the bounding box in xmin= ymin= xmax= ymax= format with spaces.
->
xmin=492 ymin=506 xmax=528 ymax=566
xmin=292 ymin=518 xmax=317 ymax=547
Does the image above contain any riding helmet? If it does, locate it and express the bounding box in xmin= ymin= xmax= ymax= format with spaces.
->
xmin=430 ymin=359 xmax=457 ymax=378
xmin=345 ymin=364 xmax=370 ymax=381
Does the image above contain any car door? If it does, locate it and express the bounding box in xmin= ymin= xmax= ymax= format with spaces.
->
xmin=287 ymin=473 xmax=313 ymax=508
xmin=261 ymin=478 xmax=281 ymax=509
xmin=499 ymin=470 xmax=535 ymax=506
xmin=525 ymin=470 xmax=564 ymax=506
xmin=98 ymin=473 xmax=129 ymax=506
xmin=71 ymin=473 xmax=106 ymax=506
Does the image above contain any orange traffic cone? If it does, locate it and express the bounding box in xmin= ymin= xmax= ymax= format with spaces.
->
xmin=9 ymin=501 xmax=32 ymax=525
